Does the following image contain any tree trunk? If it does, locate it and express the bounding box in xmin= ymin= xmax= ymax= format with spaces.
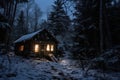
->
xmin=11 ymin=1 xmax=18 ymax=26
xmin=99 ymin=0 xmax=104 ymax=53
xmin=8 ymin=2 xmax=12 ymax=20
xmin=26 ymin=2 xmax=29 ymax=31
xmin=104 ymin=6 xmax=112 ymax=48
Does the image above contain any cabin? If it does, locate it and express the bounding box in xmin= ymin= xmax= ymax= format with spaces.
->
xmin=14 ymin=29 xmax=58 ymax=60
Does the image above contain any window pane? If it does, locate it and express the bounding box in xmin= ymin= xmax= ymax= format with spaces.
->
xmin=51 ymin=45 xmax=54 ymax=51
xmin=35 ymin=44 xmax=39 ymax=52
xmin=46 ymin=44 xmax=50 ymax=51
xmin=20 ymin=45 xmax=24 ymax=51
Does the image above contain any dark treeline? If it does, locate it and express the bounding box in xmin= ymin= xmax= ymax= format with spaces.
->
xmin=72 ymin=0 xmax=120 ymax=58
xmin=0 ymin=0 xmax=28 ymax=26
xmin=71 ymin=0 xmax=120 ymax=71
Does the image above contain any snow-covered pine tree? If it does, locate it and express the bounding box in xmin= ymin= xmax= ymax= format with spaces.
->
xmin=48 ymin=0 xmax=70 ymax=36
xmin=72 ymin=0 xmax=114 ymax=59
xmin=0 ymin=0 xmax=28 ymax=26
xmin=14 ymin=10 xmax=28 ymax=40
xmin=72 ymin=0 xmax=101 ymax=60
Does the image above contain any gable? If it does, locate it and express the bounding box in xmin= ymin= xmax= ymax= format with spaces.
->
xmin=33 ymin=29 xmax=58 ymax=43
xmin=14 ymin=29 xmax=58 ymax=44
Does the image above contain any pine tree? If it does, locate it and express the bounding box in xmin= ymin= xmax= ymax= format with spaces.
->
xmin=72 ymin=0 xmax=101 ymax=60
xmin=0 ymin=0 xmax=28 ymax=26
xmin=48 ymin=0 xmax=70 ymax=36
xmin=72 ymin=0 xmax=114 ymax=59
xmin=15 ymin=11 xmax=28 ymax=39
xmin=108 ymin=0 xmax=120 ymax=46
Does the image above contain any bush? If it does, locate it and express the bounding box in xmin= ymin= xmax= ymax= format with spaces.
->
xmin=72 ymin=47 xmax=98 ymax=60
xmin=91 ymin=47 xmax=120 ymax=71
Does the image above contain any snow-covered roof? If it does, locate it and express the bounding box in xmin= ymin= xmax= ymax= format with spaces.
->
xmin=14 ymin=30 xmax=42 ymax=43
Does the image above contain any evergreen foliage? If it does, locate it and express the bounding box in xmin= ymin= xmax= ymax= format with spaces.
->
xmin=48 ymin=0 xmax=70 ymax=35
xmin=72 ymin=0 xmax=99 ymax=59
xmin=14 ymin=11 xmax=28 ymax=40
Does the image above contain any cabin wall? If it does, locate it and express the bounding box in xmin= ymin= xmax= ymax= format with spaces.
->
xmin=14 ymin=29 xmax=58 ymax=58
xmin=14 ymin=43 xmax=23 ymax=55
xmin=30 ymin=40 xmax=57 ymax=57
xmin=15 ymin=41 xmax=58 ymax=57
xmin=15 ymin=40 xmax=32 ymax=56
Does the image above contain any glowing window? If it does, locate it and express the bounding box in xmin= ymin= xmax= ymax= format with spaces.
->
xmin=19 ymin=45 xmax=24 ymax=51
xmin=34 ymin=44 xmax=40 ymax=52
xmin=51 ymin=45 xmax=54 ymax=51
xmin=46 ymin=44 xmax=50 ymax=51
xmin=46 ymin=44 xmax=54 ymax=52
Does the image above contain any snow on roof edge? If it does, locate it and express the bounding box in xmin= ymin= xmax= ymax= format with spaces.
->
xmin=14 ymin=29 xmax=42 ymax=43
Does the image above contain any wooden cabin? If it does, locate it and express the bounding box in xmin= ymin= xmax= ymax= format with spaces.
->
xmin=14 ymin=29 xmax=58 ymax=59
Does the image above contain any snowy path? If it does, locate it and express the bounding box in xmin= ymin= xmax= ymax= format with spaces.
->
xmin=0 ymin=56 xmax=120 ymax=80
xmin=0 ymin=56 xmax=73 ymax=80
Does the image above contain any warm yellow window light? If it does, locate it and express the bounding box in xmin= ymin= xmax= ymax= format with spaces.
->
xmin=51 ymin=45 xmax=54 ymax=51
xmin=46 ymin=44 xmax=50 ymax=51
xmin=20 ymin=45 xmax=24 ymax=51
xmin=35 ymin=44 xmax=39 ymax=52
xmin=46 ymin=44 xmax=54 ymax=52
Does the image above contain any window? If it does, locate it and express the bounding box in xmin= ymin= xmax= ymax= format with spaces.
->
xmin=51 ymin=45 xmax=54 ymax=51
xmin=46 ymin=44 xmax=54 ymax=52
xmin=19 ymin=45 xmax=24 ymax=51
xmin=34 ymin=44 xmax=40 ymax=52
xmin=46 ymin=44 xmax=50 ymax=51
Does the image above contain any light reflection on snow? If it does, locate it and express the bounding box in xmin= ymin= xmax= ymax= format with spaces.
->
xmin=60 ymin=59 xmax=74 ymax=70
xmin=60 ymin=59 xmax=69 ymax=66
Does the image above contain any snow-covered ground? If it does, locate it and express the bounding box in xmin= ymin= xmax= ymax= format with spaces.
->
xmin=0 ymin=55 xmax=120 ymax=80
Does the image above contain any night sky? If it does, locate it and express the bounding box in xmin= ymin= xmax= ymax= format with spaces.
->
xmin=35 ymin=0 xmax=54 ymax=20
